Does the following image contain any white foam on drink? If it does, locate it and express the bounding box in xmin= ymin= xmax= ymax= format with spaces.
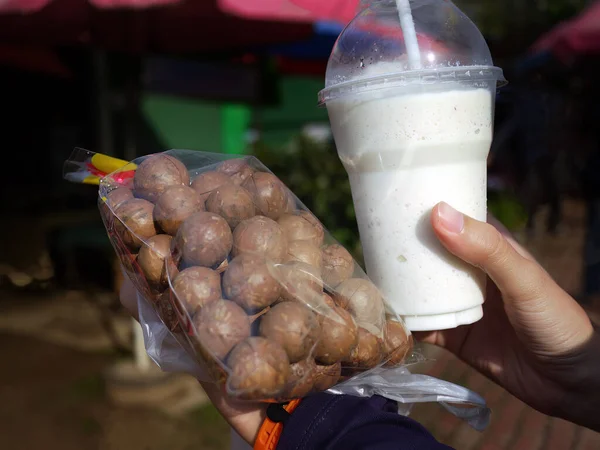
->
xmin=327 ymin=85 xmax=493 ymax=330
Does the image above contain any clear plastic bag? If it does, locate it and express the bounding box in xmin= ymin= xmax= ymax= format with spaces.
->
xmin=65 ymin=148 xmax=490 ymax=428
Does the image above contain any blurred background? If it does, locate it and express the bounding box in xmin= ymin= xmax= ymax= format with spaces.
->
xmin=0 ymin=0 xmax=599 ymax=449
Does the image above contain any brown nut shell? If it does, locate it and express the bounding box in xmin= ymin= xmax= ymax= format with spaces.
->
xmin=242 ymin=172 xmax=288 ymax=220
xmin=175 ymin=212 xmax=233 ymax=268
xmin=217 ymin=158 xmax=255 ymax=186
xmin=137 ymin=234 xmax=173 ymax=290
xmin=106 ymin=186 xmax=134 ymax=211
xmin=193 ymin=299 xmax=250 ymax=361
xmin=226 ymin=337 xmax=290 ymax=400
xmin=297 ymin=212 xmax=324 ymax=244
xmin=277 ymin=213 xmax=324 ymax=247
xmin=191 ymin=171 xmax=231 ymax=204
xmin=153 ymin=185 xmax=203 ymax=236
xmin=322 ymin=293 xmax=335 ymax=308
xmin=314 ymin=306 xmax=358 ymax=365
xmin=232 ymin=216 xmax=287 ymax=263
xmin=383 ymin=319 xmax=413 ymax=367
xmin=279 ymin=358 xmax=317 ymax=399
xmin=322 ymin=244 xmax=354 ymax=288
xmin=312 ymin=362 xmax=341 ymax=391
xmin=172 ymin=267 xmax=221 ymax=314
xmin=259 ymin=302 xmax=320 ymax=363
xmin=284 ymin=192 xmax=296 ymax=214
xmin=114 ymin=198 xmax=158 ymax=250
xmin=133 ymin=154 xmax=190 ymax=202
xmin=277 ymin=261 xmax=323 ymax=305
xmin=333 ymin=278 xmax=385 ymax=335
xmin=205 ymin=183 xmax=256 ymax=229
xmin=285 ymin=240 xmax=322 ymax=270
xmin=222 ymin=254 xmax=281 ymax=313
xmin=344 ymin=327 xmax=383 ymax=369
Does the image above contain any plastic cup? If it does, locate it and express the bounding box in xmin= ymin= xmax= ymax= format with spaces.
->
xmin=319 ymin=0 xmax=506 ymax=331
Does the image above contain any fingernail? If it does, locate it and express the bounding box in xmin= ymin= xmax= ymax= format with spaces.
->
xmin=437 ymin=202 xmax=464 ymax=234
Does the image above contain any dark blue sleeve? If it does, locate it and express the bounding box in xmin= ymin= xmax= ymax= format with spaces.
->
xmin=278 ymin=394 xmax=454 ymax=450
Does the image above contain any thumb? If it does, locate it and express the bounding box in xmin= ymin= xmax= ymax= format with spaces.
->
xmin=431 ymin=202 xmax=545 ymax=303
xmin=431 ymin=202 xmax=593 ymax=353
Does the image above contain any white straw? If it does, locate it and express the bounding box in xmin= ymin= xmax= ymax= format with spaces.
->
xmin=396 ymin=0 xmax=422 ymax=69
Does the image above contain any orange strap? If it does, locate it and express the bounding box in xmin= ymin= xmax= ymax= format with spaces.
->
xmin=254 ymin=399 xmax=302 ymax=450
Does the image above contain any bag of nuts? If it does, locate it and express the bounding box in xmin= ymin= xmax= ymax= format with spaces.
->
xmin=64 ymin=149 xmax=490 ymax=430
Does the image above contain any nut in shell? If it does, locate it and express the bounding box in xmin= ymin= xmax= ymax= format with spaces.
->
xmin=232 ymin=216 xmax=287 ymax=263
xmin=205 ymin=183 xmax=256 ymax=229
xmin=175 ymin=212 xmax=233 ymax=268
xmin=217 ymin=158 xmax=255 ymax=186
xmin=259 ymin=302 xmax=320 ymax=363
xmin=105 ymin=186 xmax=134 ymax=211
xmin=154 ymin=185 xmax=203 ymax=235
xmin=242 ymin=172 xmax=288 ymax=220
xmin=279 ymin=358 xmax=317 ymax=400
xmin=277 ymin=261 xmax=323 ymax=306
xmin=277 ymin=213 xmax=324 ymax=247
xmin=344 ymin=327 xmax=383 ymax=369
xmin=297 ymin=211 xmax=324 ymax=244
xmin=285 ymin=240 xmax=322 ymax=270
xmin=322 ymin=244 xmax=354 ymax=288
xmin=193 ymin=299 xmax=250 ymax=361
xmin=222 ymin=254 xmax=281 ymax=313
xmin=137 ymin=234 xmax=173 ymax=290
xmin=226 ymin=337 xmax=290 ymax=400
xmin=114 ymin=198 xmax=158 ymax=250
xmin=191 ymin=171 xmax=231 ymax=204
xmin=383 ymin=319 xmax=413 ymax=367
xmin=172 ymin=266 xmax=221 ymax=314
xmin=333 ymin=278 xmax=385 ymax=335
xmin=133 ymin=154 xmax=190 ymax=202
xmin=314 ymin=306 xmax=358 ymax=365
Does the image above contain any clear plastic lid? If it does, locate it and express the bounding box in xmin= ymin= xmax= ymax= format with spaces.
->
xmin=319 ymin=0 xmax=506 ymax=105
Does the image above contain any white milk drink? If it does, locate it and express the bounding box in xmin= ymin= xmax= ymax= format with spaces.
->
xmin=320 ymin=0 xmax=506 ymax=330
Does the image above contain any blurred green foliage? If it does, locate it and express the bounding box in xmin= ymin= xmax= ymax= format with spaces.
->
xmin=251 ymin=135 xmax=527 ymax=258
xmin=251 ymin=136 xmax=363 ymax=263
xmin=488 ymin=191 xmax=528 ymax=231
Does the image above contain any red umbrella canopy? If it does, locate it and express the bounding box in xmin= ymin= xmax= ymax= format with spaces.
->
xmin=0 ymin=0 xmax=362 ymax=19
xmin=532 ymin=0 xmax=600 ymax=63
xmin=0 ymin=0 xmax=314 ymax=53
xmin=0 ymin=0 xmax=49 ymax=13
xmin=218 ymin=0 xmax=361 ymax=24
xmin=0 ymin=0 xmax=189 ymax=12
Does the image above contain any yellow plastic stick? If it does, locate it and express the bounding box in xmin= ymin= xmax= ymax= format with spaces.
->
xmin=91 ymin=153 xmax=135 ymax=174
xmin=82 ymin=175 xmax=101 ymax=185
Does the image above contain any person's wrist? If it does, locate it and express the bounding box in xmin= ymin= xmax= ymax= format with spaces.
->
xmin=557 ymin=330 xmax=600 ymax=431
xmin=199 ymin=381 xmax=267 ymax=445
